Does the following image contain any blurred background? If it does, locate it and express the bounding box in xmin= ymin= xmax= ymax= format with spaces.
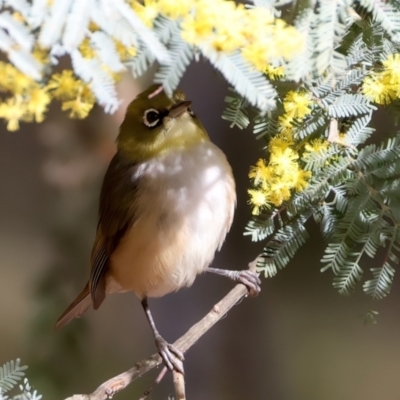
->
xmin=2 ymin=61 xmax=400 ymax=400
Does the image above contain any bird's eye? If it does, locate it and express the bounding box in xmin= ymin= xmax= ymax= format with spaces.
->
xmin=143 ymin=108 xmax=160 ymax=127
xmin=188 ymin=107 xmax=195 ymax=117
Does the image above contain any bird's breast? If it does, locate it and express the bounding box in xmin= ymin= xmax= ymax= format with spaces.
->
xmin=107 ymin=141 xmax=236 ymax=298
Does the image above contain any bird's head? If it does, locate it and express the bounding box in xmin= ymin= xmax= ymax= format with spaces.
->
xmin=117 ymin=85 xmax=209 ymax=161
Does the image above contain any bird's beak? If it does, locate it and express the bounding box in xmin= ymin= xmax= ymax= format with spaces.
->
xmin=168 ymin=101 xmax=192 ymax=119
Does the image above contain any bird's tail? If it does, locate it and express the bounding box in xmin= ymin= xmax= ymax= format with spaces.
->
xmin=55 ymin=282 xmax=91 ymax=330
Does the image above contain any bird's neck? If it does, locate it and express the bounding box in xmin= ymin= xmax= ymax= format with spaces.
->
xmin=118 ymin=119 xmax=210 ymax=162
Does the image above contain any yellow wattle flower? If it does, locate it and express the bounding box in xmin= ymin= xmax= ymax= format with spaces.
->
xmin=79 ymin=38 xmax=96 ymax=59
xmin=249 ymin=159 xmax=274 ymax=189
xmin=283 ymin=91 xmax=312 ymax=120
xmin=47 ymin=70 xmax=83 ymax=100
xmin=115 ymin=40 xmax=137 ymax=61
xmin=156 ymin=0 xmax=192 ymax=19
xmin=248 ymin=189 xmax=269 ymax=215
xmin=303 ymin=138 xmax=330 ymax=156
xmin=62 ymin=97 xmax=94 ymax=119
xmin=382 ymin=54 xmax=400 ymax=85
xmin=265 ymin=64 xmax=285 ymax=80
xmin=131 ymin=0 xmax=159 ymax=27
xmin=0 ymin=96 xmax=26 ymax=131
xmin=362 ymin=73 xmax=395 ymax=105
xmin=27 ymin=86 xmax=51 ymax=122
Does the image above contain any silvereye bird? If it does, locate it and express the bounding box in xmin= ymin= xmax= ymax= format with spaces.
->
xmin=56 ymin=85 xmax=261 ymax=373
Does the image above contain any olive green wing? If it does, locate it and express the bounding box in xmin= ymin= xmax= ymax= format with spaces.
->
xmin=89 ymin=153 xmax=139 ymax=309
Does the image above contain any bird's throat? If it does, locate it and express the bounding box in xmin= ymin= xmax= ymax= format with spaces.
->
xmin=120 ymin=118 xmax=209 ymax=162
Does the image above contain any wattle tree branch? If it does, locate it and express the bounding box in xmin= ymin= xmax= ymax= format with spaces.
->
xmin=64 ymin=258 xmax=260 ymax=400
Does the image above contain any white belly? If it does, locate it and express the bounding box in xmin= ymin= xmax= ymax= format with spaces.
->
xmin=107 ymin=141 xmax=236 ymax=298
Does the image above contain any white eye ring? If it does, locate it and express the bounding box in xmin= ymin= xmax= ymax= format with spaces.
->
xmin=143 ymin=108 xmax=160 ymax=127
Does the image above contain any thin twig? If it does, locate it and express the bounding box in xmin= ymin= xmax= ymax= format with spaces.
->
xmin=64 ymin=258 xmax=259 ymax=400
xmin=138 ymin=366 xmax=168 ymax=400
xmin=147 ymin=85 xmax=164 ymax=99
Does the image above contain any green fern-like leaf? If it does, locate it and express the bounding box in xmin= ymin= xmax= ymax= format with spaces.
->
xmin=13 ymin=377 xmax=42 ymax=400
xmin=363 ymin=262 xmax=396 ymax=298
xmin=153 ymin=15 xmax=177 ymax=44
xmin=288 ymin=156 xmax=354 ymax=216
xmin=154 ymin=24 xmax=193 ymax=96
xmin=363 ymin=225 xmax=400 ymax=298
xmin=333 ymin=261 xmax=364 ymax=295
xmin=314 ymin=202 xmax=337 ymax=238
xmin=303 ymin=143 xmax=344 ymax=171
xmin=293 ymin=108 xmax=327 ymax=139
xmin=309 ymin=77 xmax=334 ymax=98
xmin=363 ymin=233 xmax=382 ymax=260
xmin=359 ymin=0 xmax=400 ymax=39
xmin=354 ymin=135 xmax=400 ymax=171
xmin=285 ymin=9 xmax=314 ymax=81
xmin=257 ymin=215 xmax=310 ymax=277
xmin=321 ymin=187 xmax=372 ymax=276
xmin=244 ymin=214 xmax=276 ymax=242
xmin=380 ymin=178 xmax=400 ymax=201
xmin=382 ymin=36 xmax=398 ymax=59
xmin=126 ymin=41 xmax=156 ymax=78
xmin=329 ymin=184 xmax=349 ymax=214
xmin=312 ymin=0 xmax=348 ymax=76
xmin=0 ymin=359 xmax=27 ymax=392
xmin=345 ymin=33 xmax=372 ymax=66
xmin=222 ymin=89 xmax=250 ymax=129
xmin=374 ymin=163 xmax=400 ymax=181
xmin=314 ymin=69 xmax=368 ymax=106
xmin=345 ymin=113 xmax=375 ymax=146
xmin=328 ymin=94 xmax=375 ymax=118
xmin=201 ymin=48 xmax=276 ymax=111
xmin=253 ymin=115 xmax=280 ymax=139
xmin=335 ymin=68 xmax=368 ymax=91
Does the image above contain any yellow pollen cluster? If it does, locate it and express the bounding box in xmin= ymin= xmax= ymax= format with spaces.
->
xmin=79 ymin=38 xmax=96 ymax=59
xmin=0 ymin=64 xmax=98 ymax=131
xmin=78 ymin=33 xmax=135 ymax=71
xmin=279 ymin=90 xmax=313 ymax=128
xmin=47 ymin=70 xmax=95 ymax=119
xmin=131 ymin=0 xmax=161 ymax=27
xmin=0 ymin=1 xmax=303 ymax=131
xmin=248 ymin=131 xmax=311 ymax=214
xmin=248 ymin=91 xmax=316 ymax=214
xmin=248 ymin=150 xmax=312 ymax=214
xmin=362 ymin=54 xmax=400 ymax=104
xmin=241 ymin=10 xmax=302 ymax=71
xmin=264 ymin=65 xmax=285 ymax=80
xmin=0 ymin=62 xmax=51 ymax=131
xmin=131 ymin=0 xmax=304 ymax=71
xmin=114 ymin=40 xmax=137 ymax=61
xmin=303 ymin=138 xmax=330 ymax=162
xmin=0 ymin=11 xmax=135 ymax=131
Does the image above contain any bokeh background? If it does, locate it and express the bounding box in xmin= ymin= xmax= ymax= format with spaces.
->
xmin=2 ymin=61 xmax=400 ymax=400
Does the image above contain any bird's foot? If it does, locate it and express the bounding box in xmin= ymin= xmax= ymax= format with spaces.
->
xmin=207 ymin=267 xmax=262 ymax=296
xmin=229 ymin=270 xmax=261 ymax=297
xmin=155 ymin=335 xmax=185 ymax=374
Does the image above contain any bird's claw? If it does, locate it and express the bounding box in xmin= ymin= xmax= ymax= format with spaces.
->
xmin=235 ymin=270 xmax=261 ymax=297
xmin=155 ymin=335 xmax=185 ymax=374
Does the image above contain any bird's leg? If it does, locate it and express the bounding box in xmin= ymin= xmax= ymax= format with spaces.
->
xmin=206 ymin=267 xmax=261 ymax=297
xmin=141 ymin=297 xmax=185 ymax=374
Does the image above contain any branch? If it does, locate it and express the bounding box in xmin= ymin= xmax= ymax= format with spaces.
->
xmin=64 ymin=258 xmax=259 ymax=400
xmin=172 ymin=370 xmax=186 ymax=400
